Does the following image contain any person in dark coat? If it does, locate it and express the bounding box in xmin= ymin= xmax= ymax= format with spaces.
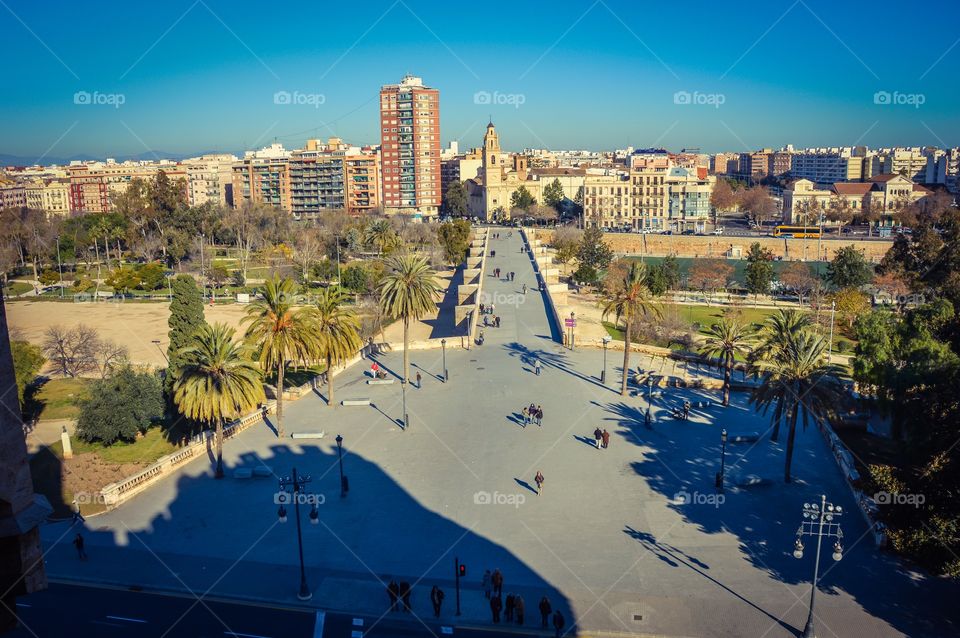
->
xmin=73 ymin=533 xmax=87 ymax=560
xmin=490 ymin=595 xmax=502 ymax=623
xmin=430 ymin=585 xmax=445 ymax=617
xmin=514 ymin=594 xmax=525 ymax=625
xmin=387 ymin=580 xmax=399 ymax=611
xmin=539 ymin=596 xmax=552 ymax=628
xmin=593 ymin=427 xmax=603 ymax=449
xmin=553 ymin=609 xmax=565 ymax=638
xmin=399 ymin=581 xmax=411 ymax=612
xmin=491 ymin=568 xmax=504 ymax=597
xmin=601 ymin=429 xmax=610 ymax=449
xmin=504 ymin=593 xmax=515 ymax=622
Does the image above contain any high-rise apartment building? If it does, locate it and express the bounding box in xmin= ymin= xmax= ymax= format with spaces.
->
xmin=182 ymin=154 xmax=237 ymax=207
xmin=790 ymin=148 xmax=863 ymax=183
xmin=288 ymin=138 xmax=381 ymax=219
xmin=67 ymin=161 xmax=188 ymax=213
xmin=231 ymin=143 xmax=292 ymax=213
xmin=379 ymin=75 xmax=441 ymax=217
xmin=24 ymin=179 xmax=70 ymax=215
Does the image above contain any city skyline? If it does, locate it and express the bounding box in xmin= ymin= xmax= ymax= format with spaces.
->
xmin=3 ymin=0 xmax=960 ymax=160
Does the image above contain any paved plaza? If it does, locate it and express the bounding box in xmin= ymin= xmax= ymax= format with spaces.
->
xmin=41 ymin=232 xmax=958 ymax=637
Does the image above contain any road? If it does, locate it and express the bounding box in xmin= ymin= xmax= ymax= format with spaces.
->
xmin=9 ymin=583 xmax=547 ymax=638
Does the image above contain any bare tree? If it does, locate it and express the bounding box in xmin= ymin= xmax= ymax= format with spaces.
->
xmin=291 ymin=226 xmax=325 ymax=282
xmin=779 ymin=261 xmax=817 ymax=306
xmin=98 ymin=340 xmax=130 ymax=378
xmin=42 ymin=325 xmax=100 ymax=377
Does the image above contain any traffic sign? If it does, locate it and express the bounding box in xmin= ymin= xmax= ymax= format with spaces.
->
xmin=564 ymin=318 xmax=576 ymax=327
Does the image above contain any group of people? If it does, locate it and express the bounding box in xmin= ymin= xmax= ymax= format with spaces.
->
xmin=520 ymin=403 xmax=544 ymax=427
xmin=482 ymin=314 xmax=501 ymax=328
xmin=492 ymin=268 xmax=515 ymax=281
xmin=386 ymin=579 xmax=413 ymax=613
xmin=592 ymin=427 xmax=612 ymax=449
xmin=482 ymin=569 xmax=566 ymax=635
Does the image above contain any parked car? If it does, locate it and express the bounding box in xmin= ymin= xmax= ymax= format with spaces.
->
xmin=712 ymin=227 xmax=724 ymax=235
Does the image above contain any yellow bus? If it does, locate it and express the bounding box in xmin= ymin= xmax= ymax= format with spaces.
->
xmin=773 ymin=225 xmax=822 ymax=238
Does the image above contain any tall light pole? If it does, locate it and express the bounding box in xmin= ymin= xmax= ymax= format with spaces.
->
xmin=601 ymin=335 xmax=611 ymax=384
xmin=277 ymin=467 xmax=319 ymax=601
xmin=827 ymin=301 xmax=836 ymax=360
xmin=55 ymin=235 xmax=64 ymax=298
xmin=441 ymin=338 xmax=448 ymax=382
xmin=714 ymin=429 xmax=727 ymax=491
xmin=335 ymin=434 xmax=347 ymax=497
xmin=793 ymin=495 xmax=844 ymax=638
xmin=569 ymin=312 xmax=576 ymax=351
xmin=644 ymin=376 xmax=653 ymax=428
xmin=401 ymin=378 xmax=409 ymax=430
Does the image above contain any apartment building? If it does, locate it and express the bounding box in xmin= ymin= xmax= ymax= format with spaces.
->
xmin=0 ymin=184 xmax=26 ymax=209
xmin=711 ymin=152 xmax=739 ymax=175
xmin=24 ymin=179 xmax=70 ymax=215
xmin=789 ymin=148 xmax=863 ymax=183
xmin=288 ymin=138 xmax=380 ymax=219
xmin=872 ymin=149 xmax=927 ymax=183
xmin=67 ymin=161 xmax=187 ymax=213
xmin=737 ymin=150 xmax=771 ymax=181
xmin=182 ymin=154 xmax=237 ymax=207
xmin=379 ymin=75 xmax=441 ymax=217
xmin=583 ymin=170 xmax=631 ymax=228
xmin=768 ymin=151 xmax=792 ymax=177
xmin=440 ymin=148 xmax=482 ymax=198
xmin=231 ymin=143 xmax=292 ymax=213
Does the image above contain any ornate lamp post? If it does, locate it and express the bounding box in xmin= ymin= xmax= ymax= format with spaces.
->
xmin=793 ymin=495 xmax=844 ymax=638
xmin=714 ymin=429 xmax=728 ymax=491
xmin=601 ymin=335 xmax=611 ymax=384
xmin=441 ymin=338 xmax=448 ymax=382
xmin=335 ymin=434 xmax=347 ymax=497
xmin=644 ymin=376 xmax=653 ymax=427
xmin=277 ymin=468 xmax=319 ymax=601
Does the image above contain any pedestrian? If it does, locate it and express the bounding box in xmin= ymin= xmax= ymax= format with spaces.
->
xmin=539 ymin=596 xmax=552 ymax=628
xmin=534 ymin=359 xmax=541 ymax=376
xmin=593 ymin=427 xmax=603 ymax=449
xmin=553 ymin=609 xmax=565 ymax=638
xmin=416 ymin=372 xmax=422 ymax=389
xmin=536 ymin=405 xmax=543 ymax=426
xmin=482 ymin=569 xmax=492 ymax=599
xmin=430 ymin=585 xmax=445 ymax=618
xmin=73 ymin=533 xmax=87 ymax=560
xmin=490 ymin=594 xmax=502 ymax=623
xmin=387 ymin=580 xmax=400 ymax=611
xmin=491 ymin=568 xmax=503 ymax=597
xmin=491 ymin=303 xmax=495 ymax=315
xmin=495 ymin=316 xmax=501 ymax=328
xmin=521 ymin=406 xmax=529 ymax=427
xmin=529 ymin=403 xmax=537 ymax=421
xmin=534 ymin=470 xmax=544 ymax=495
xmin=480 ymin=302 xmax=485 ymax=315
xmin=511 ymin=272 xmax=515 ymax=281
xmin=371 ymin=361 xmax=379 ymax=378
xmin=683 ymin=400 xmax=690 ymax=421
xmin=522 ymin=283 xmax=527 ymax=294
xmin=505 ymin=593 xmax=515 ymax=622
xmin=601 ymin=429 xmax=610 ymax=449
xmin=399 ymin=580 xmax=411 ymax=612
xmin=515 ymin=594 xmax=525 ymax=625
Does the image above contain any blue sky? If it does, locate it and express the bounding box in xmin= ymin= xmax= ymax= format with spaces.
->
xmin=2 ymin=0 xmax=958 ymax=160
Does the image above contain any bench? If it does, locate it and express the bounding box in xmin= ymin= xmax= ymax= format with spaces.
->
xmin=233 ymin=468 xmax=253 ymax=479
xmin=367 ymin=379 xmax=395 ymax=385
xmin=341 ymin=399 xmax=371 ymax=406
xmin=728 ymin=432 xmax=760 ymax=443
xmin=290 ymin=431 xmax=325 ymax=439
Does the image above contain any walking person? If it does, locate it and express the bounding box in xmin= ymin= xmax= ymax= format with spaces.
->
xmin=534 ymin=359 xmax=542 ymax=376
xmin=522 ymin=283 xmax=527 ymax=294
xmin=521 ymin=406 xmax=529 ymax=427
xmin=491 ymin=568 xmax=503 ymax=597
xmin=430 ymin=585 xmax=445 ymax=618
xmin=504 ymin=593 xmax=515 ymax=623
xmin=553 ymin=609 xmax=566 ymax=638
xmin=534 ymin=470 xmax=544 ymax=495
xmin=73 ymin=533 xmax=87 ymax=560
xmin=490 ymin=594 xmax=502 ymax=623
xmin=495 ymin=316 xmax=500 ymax=328
xmin=399 ymin=581 xmax=411 ymax=612
xmin=539 ymin=596 xmax=552 ymax=628
xmin=601 ymin=428 xmax=610 ymax=449
xmin=593 ymin=427 xmax=603 ymax=449
xmin=416 ymin=372 xmax=422 ymax=389
xmin=515 ymin=594 xmax=525 ymax=625
xmin=536 ymin=405 xmax=543 ymax=427
xmin=387 ymin=580 xmax=400 ymax=611
xmin=482 ymin=569 xmax=492 ymax=599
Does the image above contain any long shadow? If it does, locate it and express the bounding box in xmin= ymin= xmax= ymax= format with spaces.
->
xmin=421 ymin=266 xmax=462 ymax=339
xmin=514 ymin=478 xmax=538 ymax=495
xmin=369 ymin=402 xmax=403 ymax=430
xmin=502 ymin=341 xmax=611 ymax=393
xmin=35 ymin=446 xmax=576 ymax=636
xmin=410 ymin=362 xmax=442 ymax=384
xmin=573 ymin=435 xmax=597 ymax=449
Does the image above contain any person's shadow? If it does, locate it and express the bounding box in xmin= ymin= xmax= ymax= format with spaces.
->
xmin=573 ymin=435 xmax=597 ymax=448
xmin=514 ymin=478 xmax=538 ymax=495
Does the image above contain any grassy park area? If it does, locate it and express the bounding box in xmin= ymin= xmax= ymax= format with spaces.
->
xmin=27 ymin=377 xmax=91 ymax=421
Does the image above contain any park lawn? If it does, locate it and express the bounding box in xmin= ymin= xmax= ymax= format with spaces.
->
xmin=7 ymin=281 xmax=33 ymax=295
xmin=33 ymin=378 xmax=92 ymax=421
xmin=71 ymin=426 xmax=178 ymax=465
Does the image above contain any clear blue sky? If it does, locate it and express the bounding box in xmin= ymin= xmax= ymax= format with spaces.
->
xmin=2 ymin=0 xmax=958 ymax=160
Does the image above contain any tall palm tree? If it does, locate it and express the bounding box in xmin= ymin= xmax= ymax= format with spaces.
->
xmin=173 ymin=323 xmax=265 ymax=478
xmin=311 ymin=286 xmax=362 ymax=406
xmin=378 ymin=253 xmax=440 ymax=384
xmin=750 ymin=309 xmax=812 ymax=440
xmin=365 ymin=220 xmax=399 ymax=256
xmin=242 ymin=275 xmax=316 ymax=438
xmin=750 ymin=330 xmax=843 ymax=483
xmin=601 ymin=262 xmax=661 ymax=396
xmin=698 ymin=318 xmax=756 ymax=406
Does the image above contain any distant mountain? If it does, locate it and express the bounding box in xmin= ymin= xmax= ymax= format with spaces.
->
xmin=0 ymin=150 xmax=241 ymax=167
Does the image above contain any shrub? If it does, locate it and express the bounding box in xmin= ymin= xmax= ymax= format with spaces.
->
xmin=76 ymin=367 xmax=164 ymax=445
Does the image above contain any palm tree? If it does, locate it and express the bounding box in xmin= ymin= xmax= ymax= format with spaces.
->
xmin=750 ymin=330 xmax=843 ymax=483
xmin=698 ymin=318 xmax=756 ymax=406
xmin=173 ymin=323 xmax=265 ymax=478
xmin=242 ymin=275 xmax=317 ymax=438
xmin=750 ymin=309 xmax=812 ymax=440
xmin=378 ymin=253 xmax=440 ymax=384
xmin=364 ymin=220 xmax=399 ymax=256
xmin=601 ymin=262 xmax=661 ymax=396
xmin=312 ymin=286 xmax=362 ymax=406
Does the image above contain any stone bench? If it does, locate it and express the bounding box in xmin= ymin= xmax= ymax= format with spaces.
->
xmin=367 ymin=379 xmax=395 ymax=385
xmin=233 ymin=468 xmax=253 ymax=479
xmin=728 ymin=432 xmax=760 ymax=443
xmin=290 ymin=431 xmax=325 ymax=439
xmin=341 ymin=399 xmax=371 ymax=406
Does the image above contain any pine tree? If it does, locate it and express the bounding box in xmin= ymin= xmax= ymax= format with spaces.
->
xmin=166 ymin=275 xmax=205 ymax=392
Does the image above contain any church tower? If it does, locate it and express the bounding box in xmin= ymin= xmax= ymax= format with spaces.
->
xmin=481 ymin=121 xmax=503 ymax=187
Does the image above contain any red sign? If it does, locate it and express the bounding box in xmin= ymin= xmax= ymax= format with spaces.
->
xmin=564 ymin=319 xmax=576 ymax=327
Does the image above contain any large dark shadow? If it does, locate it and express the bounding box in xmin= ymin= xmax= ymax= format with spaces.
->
xmin=421 ymin=265 xmax=463 ymax=339
xmin=502 ymin=341 xmax=611 ymax=393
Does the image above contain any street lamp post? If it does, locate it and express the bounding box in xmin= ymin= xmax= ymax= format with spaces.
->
xmin=569 ymin=312 xmax=576 ymax=351
xmin=402 ymin=378 xmax=409 ymax=430
xmin=715 ymin=429 xmax=728 ymax=491
xmin=601 ymin=335 xmax=611 ymax=384
xmin=645 ymin=376 xmax=653 ymax=428
xmin=277 ymin=467 xmax=319 ymax=601
xmin=335 ymin=434 xmax=347 ymax=497
xmin=793 ymin=495 xmax=844 ymax=638
xmin=441 ymin=338 xmax=448 ymax=382
xmin=150 ymin=339 xmax=169 ymax=364
xmin=55 ymin=235 xmax=63 ymax=299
